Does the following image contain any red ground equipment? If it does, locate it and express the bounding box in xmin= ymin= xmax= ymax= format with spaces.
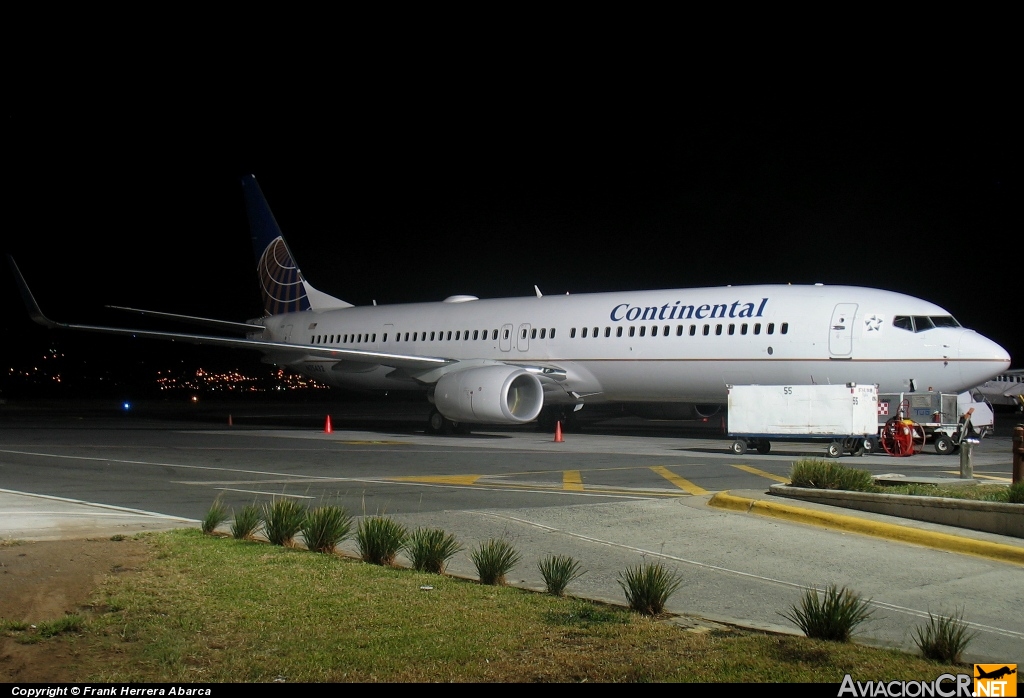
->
xmin=879 ymin=400 xmax=916 ymax=456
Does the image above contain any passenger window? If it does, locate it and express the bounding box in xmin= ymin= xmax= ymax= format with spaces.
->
xmin=728 ymin=324 xmax=735 ymax=335
xmin=703 ymin=324 xmax=710 ymax=336
xmin=639 ymin=326 xmax=646 ymax=337
xmin=412 ymin=332 xmax=417 ymax=341
xmin=503 ymin=329 xmax=509 ymax=340
xmin=780 ymin=323 xmax=788 ymax=334
xmin=663 ymin=325 xmax=669 ymax=336
xmin=540 ymin=328 xmax=546 ymax=339
xmin=689 ymin=325 xmax=696 ymax=336
xmin=592 ymin=327 xmax=598 ymax=338
xmin=604 ymin=327 xmax=610 ymax=337
xmin=581 ymin=327 xmax=588 ymax=338
xmin=715 ymin=324 xmax=722 ymax=336
xmin=551 ymin=329 xmax=556 ymax=339
xmin=676 ymin=325 xmax=683 ymax=336
xmin=372 ymin=334 xmax=376 ymax=342
xmin=521 ymin=329 xmax=527 ymax=339
xmin=753 ymin=324 xmax=761 ymax=335
xmin=650 ymin=326 xmax=657 ymax=337
xmin=629 ymin=326 xmax=635 ymax=337
xmin=447 ymin=331 xmax=453 ymax=340
xmin=571 ymin=328 xmax=577 ymax=338
xmin=616 ymin=327 xmax=623 ymax=337
xmin=493 ymin=330 xmax=498 ymax=340
xmin=767 ymin=323 xmax=774 ymax=335
xmin=741 ymin=324 xmax=747 ymax=335
xmin=382 ymin=333 xmax=388 ymax=342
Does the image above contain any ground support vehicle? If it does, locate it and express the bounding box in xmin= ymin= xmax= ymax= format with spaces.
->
xmin=727 ymin=384 xmax=879 ymax=457
xmin=877 ymin=392 xmax=994 ymax=456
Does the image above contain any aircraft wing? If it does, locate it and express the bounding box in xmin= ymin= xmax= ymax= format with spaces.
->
xmin=105 ymin=305 xmax=261 ymax=334
xmin=8 ymin=256 xmax=453 ymax=373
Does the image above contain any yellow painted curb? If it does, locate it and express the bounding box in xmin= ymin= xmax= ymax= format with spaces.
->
xmin=707 ymin=491 xmax=1024 ymax=567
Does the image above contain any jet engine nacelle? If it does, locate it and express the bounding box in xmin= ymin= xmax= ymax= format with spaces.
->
xmin=434 ymin=365 xmax=544 ymax=425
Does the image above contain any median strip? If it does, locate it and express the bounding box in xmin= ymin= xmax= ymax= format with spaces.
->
xmin=707 ymin=491 xmax=1024 ymax=567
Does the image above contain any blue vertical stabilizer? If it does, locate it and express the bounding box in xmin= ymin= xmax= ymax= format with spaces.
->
xmin=242 ymin=175 xmax=351 ymax=315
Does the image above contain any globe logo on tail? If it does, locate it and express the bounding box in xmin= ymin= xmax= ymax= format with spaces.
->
xmin=257 ymin=237 xmax=311 ymax=316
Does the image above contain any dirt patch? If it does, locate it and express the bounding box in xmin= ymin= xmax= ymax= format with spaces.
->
xmin=0 ymin=537 xmax=150 ymax=682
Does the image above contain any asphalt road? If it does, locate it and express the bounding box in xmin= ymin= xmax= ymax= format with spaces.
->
xmin=1 ymin=401 xmax=1022 ymax=665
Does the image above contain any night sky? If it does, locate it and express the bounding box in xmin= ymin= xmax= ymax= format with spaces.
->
xmin=3 ymin=100 xmax=1018 ymax=391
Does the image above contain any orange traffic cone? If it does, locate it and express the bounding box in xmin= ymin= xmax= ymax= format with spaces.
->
xmin=553 ymin=421 xmax=564 ymax=443
xmin=324 ymin=415 xmax=333 ymax=434
xmin=228 ymin=414 xmax=233 ymax=426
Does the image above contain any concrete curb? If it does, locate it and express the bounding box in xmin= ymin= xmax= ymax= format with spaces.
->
xmin=707 ymin=491 xmax=1024 ymax=567
xmin=767 ymin=484 xmax=1024 ymax=539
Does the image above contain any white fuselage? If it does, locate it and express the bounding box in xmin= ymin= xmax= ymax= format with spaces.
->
xmin=257 ymin=284 xmax=1011 ymax=407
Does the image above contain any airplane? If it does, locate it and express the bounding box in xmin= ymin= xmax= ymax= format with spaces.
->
xmin=968 ymin=368 xmax=1024 ymax=412
xmin=975 ymin=666 xmax=1016 ymax=680
xmin=7 ymin=175 xmax=1012 ymax=434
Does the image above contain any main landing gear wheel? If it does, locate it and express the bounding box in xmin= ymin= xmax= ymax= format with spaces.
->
xmin=426 ymin=409 xmax=468 ymax=435
xmin=730 ymin=440 xmax=748 ymax=455
xmin=755 ymin=439 xmax=771 ymax=454
xmin=826 ymin=441 xmax=843 ymax=458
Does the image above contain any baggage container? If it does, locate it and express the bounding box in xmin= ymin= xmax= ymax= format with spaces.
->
xmin=727 ymin=384 xmax=878 ymax=457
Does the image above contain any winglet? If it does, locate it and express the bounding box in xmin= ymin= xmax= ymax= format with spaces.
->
xmin=6 ymin=256 xmax=62 ymax=329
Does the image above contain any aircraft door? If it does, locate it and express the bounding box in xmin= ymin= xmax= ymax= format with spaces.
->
xmin=499 ymin=323 xmax=513 ymax=352
xmin=517 ymin=323 xmax=531 ymax=352
xmin=829 ymin=303 xmax=857 ymax=356
xmin=281 ymin=324 xmax=293 ymax=343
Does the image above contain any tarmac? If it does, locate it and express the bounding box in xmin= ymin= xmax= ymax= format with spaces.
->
xmin=2 ymin=418 xmax=1022 ymax=663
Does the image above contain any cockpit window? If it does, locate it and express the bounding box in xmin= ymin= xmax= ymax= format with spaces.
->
xmin=894 ymin=315 xmax=961 ymax=332
xmin=929 ymin=315 xmax=960 ymax=328
xmin=912 ymin=316 xmax=935 ymax=331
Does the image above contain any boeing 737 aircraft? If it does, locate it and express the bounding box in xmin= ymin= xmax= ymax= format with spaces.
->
xmin=8 ymin=175 xmax=1012 ymax=434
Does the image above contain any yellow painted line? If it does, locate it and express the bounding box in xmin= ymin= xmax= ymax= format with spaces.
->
xmin=650 ymin=466 xmax=708 ymax=495
xmin=942 ymin=471 xmax=1012 ymax=483
xmin=731 ymin=464 xmax=790 ymax=483
xmin=707 ymin=492 xmax=1024 ymax=567
xmin=563 ymin=470 xmax=585 ymax=491
xmin=386 ymin=475 xmax=482 ymax=485
xmin=339 ymin=440 xmax=407 ymax=445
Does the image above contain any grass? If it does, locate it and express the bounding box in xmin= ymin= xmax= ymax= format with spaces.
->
xmin=356 ymin=516 xmax=408 ymax=566
xmin=25 ymin=530 xmax=970 ymax=682
xmin=617 ymin=562 xmax=683 ymax=616
xmin=404 ymin=527 xmax=462 ymax=574
xmin=301 ymin=505 xmax=352 ymax=554
xmin=780 ymin=585 xmax=874 ymax=642
xmin=230 ymin=504 xmax=262 ymax=540
xmin=201 ymin=497 xmax=230 ymax=535
xmin=261 ymin=499 xmax=308 ymax=547
xmin=538 ymin=554 xmax=585 ymax=596
xmin=470 ymin=538 xmax=521 ymax=585
xmin=912 ymin=608 xmax=977 ymax=663
xmin=789 ymin=460 xmax=874 ymax=491
xmin=37 ymin=614 xmax=85 ymax=638
xmin=789 ymin=460 xmax=1023 ymax=503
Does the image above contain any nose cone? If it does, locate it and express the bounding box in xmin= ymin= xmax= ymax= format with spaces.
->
xmin=959 ymin=331 xmax=1011 ymax=388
